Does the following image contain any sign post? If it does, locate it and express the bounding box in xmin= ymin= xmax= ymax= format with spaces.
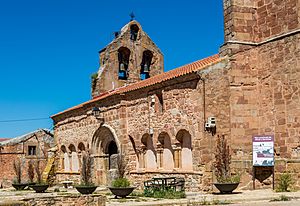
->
xmin=252 ymin=135 xmax=274 ymax=190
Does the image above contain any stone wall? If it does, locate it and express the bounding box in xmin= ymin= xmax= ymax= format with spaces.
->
xmin=223 ymin=0 xmax=299 ymax=43
xmin=53 ymin=0 xmax=300 ymax=192
xmin=0 ymin=130 xmax=53 ymax=188
xmin=228 ymin=33 xmax=300 ymax=189
xmin=92 ymin=20 xmax=164 ymax=97
xmin=0 ymin=194 xmax=106 ymax=206
xmin=53 ymin=60 xmax=230 ymax=191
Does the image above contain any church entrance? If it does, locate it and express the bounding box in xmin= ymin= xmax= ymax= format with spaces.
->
xmin=91 ymin=125 xmax=119 ymax=186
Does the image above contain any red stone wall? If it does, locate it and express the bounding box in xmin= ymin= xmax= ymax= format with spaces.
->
xmin=0 ymin=131 xmax=53 ymax=188
xmin=229 ymin=34 xmax=300 ymax=188
xmin=223 ymin=0 xmax=299 ymax=43
xmin=53 ymin=60 xmax=230 ymax=191
xmin=92 ymin=21 xmax=164 ymax=97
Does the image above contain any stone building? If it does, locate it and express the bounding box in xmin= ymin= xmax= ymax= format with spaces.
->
xmin=52 ymin=0 xmax=300 ymax=191
xmin=0 ymin=129 xmax=54 ymax=188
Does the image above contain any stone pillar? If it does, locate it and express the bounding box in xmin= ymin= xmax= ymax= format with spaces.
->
xmin=174 ymin=143 xmax=181 ymax=169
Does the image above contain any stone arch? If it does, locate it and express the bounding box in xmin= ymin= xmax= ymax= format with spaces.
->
xmin=158 ymin=132 xmax=174 ymax=170
xmin=78 ymin=142 xmax=85 ymax=152
xmin=61 ymin=145 xmax=70 ymax=172
xmin=176 ymin=129 xmax=193 ymax=171
xmin=140 ymin=50 xmax=153 ymax=80
xmin=91 ymin=124 xmax=120 ymax=185
xmin=129 ymin=135 xmax=139 ymax=170
xmin=68 ymin=144 xmax=79 ymax=172
xmin=118 ymin=47 xmax=131 ymax=80
xmin=77 ymin=142 xmax=86 ymax=169
xmin=130 ymin=24 xmax=139 ymax=41
xmin=68 ymin=144 xmax=76 ymax=152
xmin=141 ymin=133 xmax=157 ymax=170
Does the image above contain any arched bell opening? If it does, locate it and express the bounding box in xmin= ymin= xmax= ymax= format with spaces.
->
xmin=118 ymin=47 xmax=131 ymax=80
xmin=130 ymin=24 xmax=139 ymax=41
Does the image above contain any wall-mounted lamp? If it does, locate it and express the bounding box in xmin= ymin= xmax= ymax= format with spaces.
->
xmin=92 ymin=107 xmax=104 ymax=122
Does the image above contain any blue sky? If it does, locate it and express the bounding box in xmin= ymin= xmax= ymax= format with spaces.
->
xmin=0 ymin=0 xmax=224 ymax=137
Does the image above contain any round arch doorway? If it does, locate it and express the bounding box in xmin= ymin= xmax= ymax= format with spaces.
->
xmin=91 ymin=125 xmax=120 ymax=186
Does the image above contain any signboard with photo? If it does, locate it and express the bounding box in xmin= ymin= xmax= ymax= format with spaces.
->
xmin=252 ymin=135 xmax=274 ymax=166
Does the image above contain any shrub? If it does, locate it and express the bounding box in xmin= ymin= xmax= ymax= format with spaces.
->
xmin=276 ymin=173 xmax=293 ymax=192
xmin=35 ymin=160 xmax=43 ymax=184
xmin=144 ymin=188 xmax=185 ymax=199
xmin=112 ymin=178 xmax=130 ymax=188
xmin=27 ymin=160 xmax=35 ymax=183
xmin=270 ymin=195 xmax=290 ymax=202
xmin=13 ymin=159 xmax=22 ymax=184
xmin=111 ymin=146 xmax=131 ymax=188
xmin=80 ymin=152 xmax=93 ymax=186
xmin=91 ymin=73 xmax=98 ymax=88
xmin=214 ymin=135 xmax=240 ymax=183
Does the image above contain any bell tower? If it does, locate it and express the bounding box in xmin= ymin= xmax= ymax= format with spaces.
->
xmin=92 ymin=20 xmax=164 ymax=98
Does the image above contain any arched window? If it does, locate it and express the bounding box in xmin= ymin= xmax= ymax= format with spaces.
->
xmin=130 ymin=24 xmax=139 ymax=41
xmin=61 ymin=145 xmax=70 ymax=172
xmin=78 ymin=142 xmax=85 ymax=153
xmin=141 ymin=134 xmax=157 ymax=170
xmin=118 ymin=47 xmax=131 ymax=80
xmin=140 ymin=50 xmax=153 ymax=80
xmin=69 ymin=144 xmax=79 ymax=172
xmin=176 ymin=130 xmax=193 ymax=170
xmin=158 ymin=132 xmax=174 ymax=170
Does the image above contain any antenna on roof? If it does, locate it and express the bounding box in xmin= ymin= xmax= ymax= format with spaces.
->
xmin=129 ymin=12 xmax=135 ymax=21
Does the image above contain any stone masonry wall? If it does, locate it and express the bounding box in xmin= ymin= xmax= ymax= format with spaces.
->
xmin=92 ymin=21 xmax=164 ymax=97
xmin=21 ymin=194 xmax=106 ymax=206
xmin=0 ymin=130 xmax=53 ymax=188
xmin=53 ymin=59 xmax=230 ymax=191
xmin=223 ymin=0 xmax=299 ymax=43
xmin=229 ymin=33 xmax=300 ymax=189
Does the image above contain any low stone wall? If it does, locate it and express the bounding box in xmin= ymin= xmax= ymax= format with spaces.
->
xmin=56 ymin=172 xmax=81 ymax=185
xmin=0 ymin=194 xmax=106 ymax=206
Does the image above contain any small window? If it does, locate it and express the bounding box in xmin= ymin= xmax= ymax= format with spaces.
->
xmin=28 ymin=146 xmax=36 ymax=156
xmin=130 ymin=24 xmax=139 ymax=41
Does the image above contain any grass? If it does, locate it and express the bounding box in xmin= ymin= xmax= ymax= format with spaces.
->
xmin=276 ymin=173 xmax=293 ymax=192
xmin=195 ymin=197 xmax=232 ymax=205
xmin=144 ymin=189 xmax=186 ymax=199
xmin=270 ymin=195 xmax=291 ymax=202
xmin=130 ymin=191 xmax=144 ymax=197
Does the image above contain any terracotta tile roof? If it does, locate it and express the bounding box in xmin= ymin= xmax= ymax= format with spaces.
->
xmin=0 ymin=138 xmax=9 ymax=142
xmin=51 ymin=54 xmax=222 ymax=118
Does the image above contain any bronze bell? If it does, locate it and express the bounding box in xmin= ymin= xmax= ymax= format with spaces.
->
xmin=119 ymin=63 xmax=126 ymax=71
xmin=143 ymin=64 xmax=149 ymax=73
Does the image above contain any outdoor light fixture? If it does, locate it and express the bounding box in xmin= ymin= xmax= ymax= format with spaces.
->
xmin=92 ymin=107 xmax=104 ymax=122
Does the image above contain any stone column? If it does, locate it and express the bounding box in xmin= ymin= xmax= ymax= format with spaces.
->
xmin=174 ymin=143 xmax=181 ymax=169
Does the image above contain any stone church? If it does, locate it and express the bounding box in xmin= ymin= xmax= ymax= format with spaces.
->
xmin=51 ymin=0 xmax=300 ymax=191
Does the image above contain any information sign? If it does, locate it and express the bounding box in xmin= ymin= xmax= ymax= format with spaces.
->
xmin=252 ymin=135 xmax=274 ymax=166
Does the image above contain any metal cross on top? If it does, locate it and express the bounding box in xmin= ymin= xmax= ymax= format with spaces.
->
xmin=129 ymin=12 xmax=135 ymax=21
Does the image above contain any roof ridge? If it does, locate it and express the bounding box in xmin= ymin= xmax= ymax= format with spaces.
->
xmin=52 ymin=54 xmax=222 ymax=118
